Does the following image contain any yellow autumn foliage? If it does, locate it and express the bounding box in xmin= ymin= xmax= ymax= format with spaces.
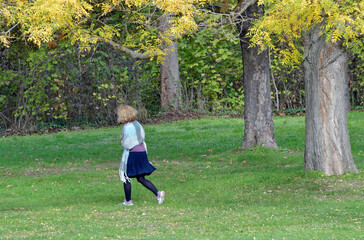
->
xmin=0 ymin=0 xmax=208 ymax=59
xmin=251 ymin=0 xmax=364 ymax=65
xmin=1 ymin=0 xmax=93 ymax=46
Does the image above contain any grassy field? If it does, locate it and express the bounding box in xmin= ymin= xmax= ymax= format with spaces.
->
xmin=0 ymin=112 xmax=363 ymax=239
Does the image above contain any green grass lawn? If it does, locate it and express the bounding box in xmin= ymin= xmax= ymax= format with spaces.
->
xmin=1 ymin=112 xmax=363 ymax=239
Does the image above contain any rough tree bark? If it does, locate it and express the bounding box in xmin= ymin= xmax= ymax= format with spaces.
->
xmin=236 ymin=2 xmax=278 ymax=149
xmin=158 ymin=13 xmax=181 ymax=110
xmin=303 ymin=24 xmax=358 ymax=175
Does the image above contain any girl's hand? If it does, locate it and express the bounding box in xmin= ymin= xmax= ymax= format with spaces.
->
xmin=120 ymin=134 xmax=123 ymax=144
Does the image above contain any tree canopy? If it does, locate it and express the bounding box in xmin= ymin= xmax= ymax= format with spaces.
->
xmin=0 ymin=0 xmax=208 ymax=61
xmin=249 ymin=0 xmax=364 ymax=65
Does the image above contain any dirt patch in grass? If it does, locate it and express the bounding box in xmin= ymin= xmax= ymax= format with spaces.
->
xmin=311 ymin=178 xmax=364 ymax=201
xmin=319 ymin=179 xmax=363 ymax=191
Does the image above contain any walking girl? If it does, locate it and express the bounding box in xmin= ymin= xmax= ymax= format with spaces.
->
xmin=117 ymin=105 xmax=165 ymax=206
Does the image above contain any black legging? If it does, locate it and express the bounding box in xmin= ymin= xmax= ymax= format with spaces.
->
xmin=124 ymin=174 xmax=158 ymax=201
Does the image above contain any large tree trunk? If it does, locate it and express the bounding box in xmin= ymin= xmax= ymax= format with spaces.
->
xmin=303 ymin=25 xmax=358 ymax=175
xmin=236 ymin=2 xmax=278 ymax=149
xmin=158 ymin=14 xmax=181 ymax=110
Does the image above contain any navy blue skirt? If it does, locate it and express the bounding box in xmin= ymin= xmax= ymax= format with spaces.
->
xmin=127 ymin=152 xmax=156 ymax=177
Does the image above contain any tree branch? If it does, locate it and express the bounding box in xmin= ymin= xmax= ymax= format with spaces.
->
xmin=109 ymin=40 xmax=160 ymax=60
xmin=233 ymin=0 xmax=258 ymax=20
xmin=0 ymin=23 xmax=20 ymax=36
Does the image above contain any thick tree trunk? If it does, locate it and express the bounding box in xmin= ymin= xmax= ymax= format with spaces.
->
xmin=236 ymin=2 xmax=278 ymax=149
xmin=158 ymin=14 xmax=181 ymax=110
xmin=303 ymin=25 xmax=358 ymax=175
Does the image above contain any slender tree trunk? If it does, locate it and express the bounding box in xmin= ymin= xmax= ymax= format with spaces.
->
xmin=269 ymin=49 xmax=280 ymax=112
xmin=158 ymin=14 xmax=181 ymax=110
xmin=344 ymin=75 xmax=351 ymax=113
xmin=236 ymin=2 xmax=278 ymax=149
xmin=303 ymin=24 xmax=358 ymax=175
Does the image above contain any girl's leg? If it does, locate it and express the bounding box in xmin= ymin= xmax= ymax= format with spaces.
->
xmin=136 ymin=174 xmax=158 ymax=196
xmin=123 ymin=181 xmax=132 ymax=201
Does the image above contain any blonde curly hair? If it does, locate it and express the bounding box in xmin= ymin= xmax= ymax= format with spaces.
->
xmin=116 ymin=105 xmax=137 ymax=123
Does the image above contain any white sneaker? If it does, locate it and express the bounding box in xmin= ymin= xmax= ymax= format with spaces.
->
xmin=118 ymin=200 xmax=133 ymax=206
xmin=157 ymin=191 xmax=165 ymax=205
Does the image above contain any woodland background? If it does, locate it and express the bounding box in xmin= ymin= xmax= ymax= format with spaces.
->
xmin=0 ymin=1 xmax=363 ymax=135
